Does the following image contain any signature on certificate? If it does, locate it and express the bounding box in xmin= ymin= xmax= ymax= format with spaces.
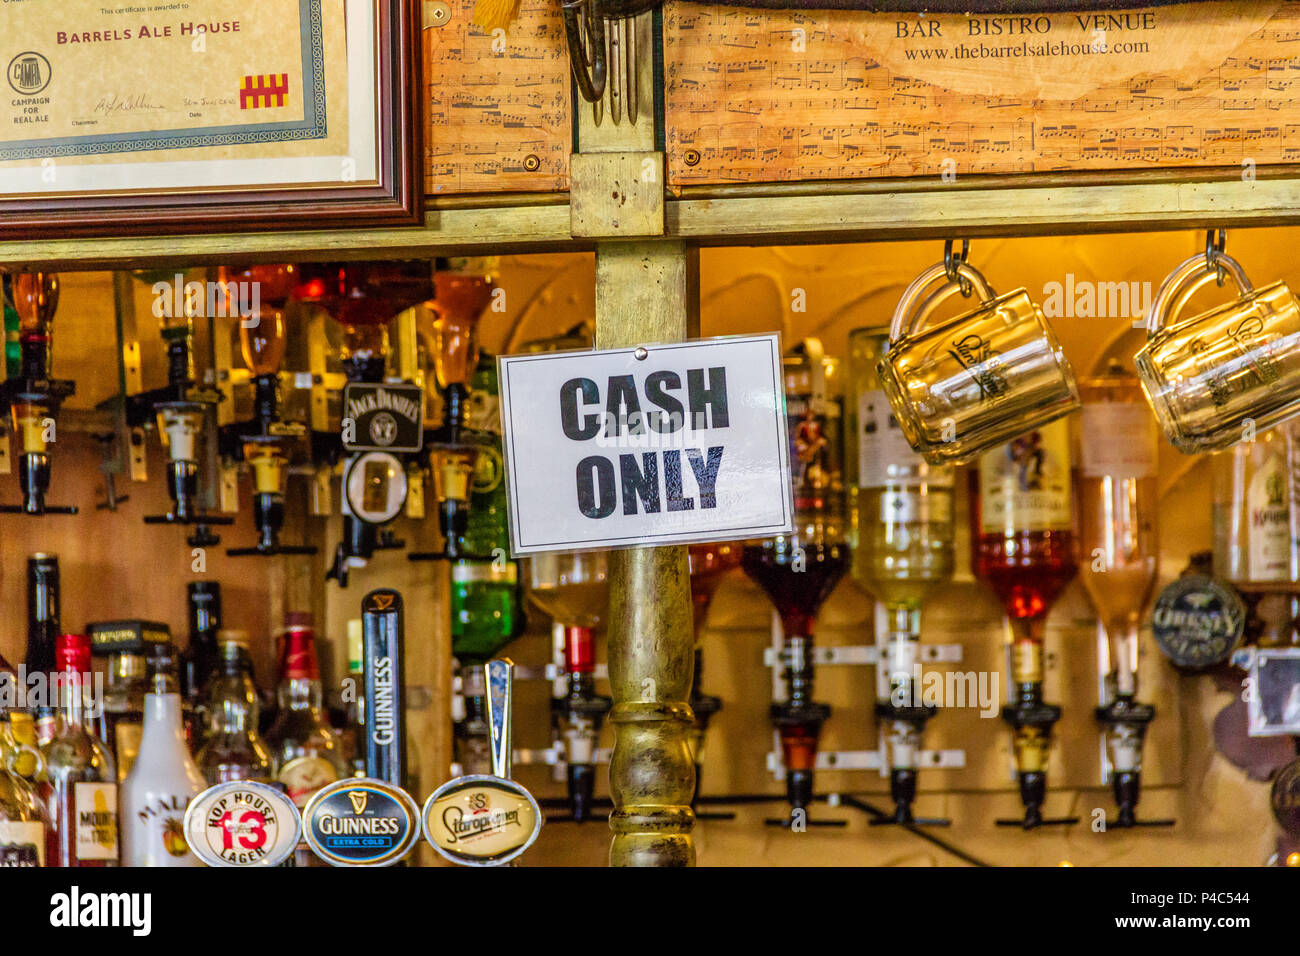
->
xmin=93 ymin=93 xmax=167 ymax=114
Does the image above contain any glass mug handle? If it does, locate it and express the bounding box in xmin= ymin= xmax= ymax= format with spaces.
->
xmin=1145 ymin=252 xmax=1254 ymax=336
xmin=888 ymin=261 xmax=999 ymax=343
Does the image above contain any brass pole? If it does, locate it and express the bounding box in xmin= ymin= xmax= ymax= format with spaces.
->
xmin=595 ymin=241 xmax=699 ymax=867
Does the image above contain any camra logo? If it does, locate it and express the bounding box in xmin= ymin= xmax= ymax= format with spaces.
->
xmin=302 ymin=778 xmax=419 ymax=867
xmin=8 ymin=52 xmax=51 ymax=95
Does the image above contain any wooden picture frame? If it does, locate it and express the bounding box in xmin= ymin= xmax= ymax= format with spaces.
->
xmin=0 ymin=0 xmax=422 ymax=239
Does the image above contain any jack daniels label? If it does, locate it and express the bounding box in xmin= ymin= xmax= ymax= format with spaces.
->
xmin=342 ymin=383 xmax=424 ymax=454
xmin=302 ymin=778 xmax=420 ymax=867
xmin=1150 ymin=574 xmax=1245 ymax=670
xmin=421 ymin=775 xmax=542 ymax=867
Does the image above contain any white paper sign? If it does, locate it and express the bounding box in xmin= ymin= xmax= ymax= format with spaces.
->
xmin=498 ymin=334 xmax=794 ymax=555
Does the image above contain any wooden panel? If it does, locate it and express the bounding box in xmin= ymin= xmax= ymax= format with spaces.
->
xmin=664 ymin=0 xmax=1300 ymax=186
xmin=424 ymin=0 xmax=572 ymax=194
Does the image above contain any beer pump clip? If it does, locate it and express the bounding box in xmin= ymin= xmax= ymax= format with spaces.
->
xmin=423 ymin=658 xmax=543 ymax=866
xmin=0 ymin=272 xmax=77 ymax=516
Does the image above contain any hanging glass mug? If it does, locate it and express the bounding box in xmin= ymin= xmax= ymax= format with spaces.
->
xmin=1135 ymin=234 xmax=1300 ymax=454
xmin=877 ymin=244 xmax=1080 ymax=465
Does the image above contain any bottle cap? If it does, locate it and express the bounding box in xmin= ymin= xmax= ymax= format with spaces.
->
xmin=278 ymin=626 xmax=320 ymax=681
xmin=55 ymin=633 xmax=91 ymax=674
xmin=218 ymin=628 xmax=250 ymax=649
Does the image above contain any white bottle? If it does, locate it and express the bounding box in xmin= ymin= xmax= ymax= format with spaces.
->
xmin=121 ymin=693 xmax=205 ymax=866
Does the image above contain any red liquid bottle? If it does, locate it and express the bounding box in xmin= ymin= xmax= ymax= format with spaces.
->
xmin=742 ymin=340 xmax=847 ymax=827
xmin=970 ymin=419 xmax=1078 ymax=828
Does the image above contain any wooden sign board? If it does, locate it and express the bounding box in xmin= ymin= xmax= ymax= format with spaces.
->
xmin=424 ymin=0 xmax=571 ymax=194
xmin=664 ymin=0 xmax=1300 ymax=186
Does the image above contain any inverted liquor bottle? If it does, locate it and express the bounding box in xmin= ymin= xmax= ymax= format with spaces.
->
xmin=1076 ymin=366 xmax=1167 ymax=826
xmin=195 ymin=632 xmax=273 ymax=785
xmin=847 ymin=327 xmax=955 ymax=825
xmin=742 ymin=339 xmax=847 ymax=826
xmin=120 ymin=657 xmax=205 ymax=867
xmin=970 ymin=417 xmax=1078 ymax=828
xmin=557 ymin=625 xmax=611 ymax=822
xmin=41 ymin=634 xmax=118 ymax=867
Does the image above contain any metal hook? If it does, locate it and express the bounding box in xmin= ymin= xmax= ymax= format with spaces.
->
xmin=1205 ymin=229 xmax=1227 ymax=287
xmin=563 ymin=0 xmax=607 ymax=103
xmin=944 ymin=239 xmax=972 ymax=297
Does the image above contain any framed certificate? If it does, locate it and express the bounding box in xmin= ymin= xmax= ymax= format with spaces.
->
xmin=0 ymin=0 xmax=421 ymax=237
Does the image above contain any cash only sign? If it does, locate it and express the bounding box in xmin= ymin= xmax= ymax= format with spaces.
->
xmin=498 ymin=334 xmax=794 ymax=555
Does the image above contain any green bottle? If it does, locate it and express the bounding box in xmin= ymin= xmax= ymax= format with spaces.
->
xmin=450 ymin=353 xmax=525 ymax=664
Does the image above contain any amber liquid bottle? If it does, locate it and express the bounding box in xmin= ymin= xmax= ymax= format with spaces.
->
xmin=742 ymin=340 xmax=847 ymax=826
xmin=970 ymin=417 xmax=1078 ymax=828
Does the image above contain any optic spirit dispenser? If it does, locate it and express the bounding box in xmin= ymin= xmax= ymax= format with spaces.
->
xmin=745 ymin=339 xmax=847 ymax=828
xmin=972 ymin=418 xmax=1080 ymax=829
xmin=848 ymin=327 xmax=955 ymax=826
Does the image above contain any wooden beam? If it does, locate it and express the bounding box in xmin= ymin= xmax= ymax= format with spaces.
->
xmin=6 ymin=172 xmax=1300 ymax=269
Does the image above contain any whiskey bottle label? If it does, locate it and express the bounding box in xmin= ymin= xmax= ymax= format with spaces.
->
xmin=278 ymin=756 xmax=341 ymax=809
xmin=1079 ymin=402 xmax=1158 ymax=478
xmin=0 ymin=822 xmax=44 ymax=867
xmin=1247 ymin=454 xmax=1293 ymax=580
xmin=73 ymin=782 xmax=119 ymax=861
xmin=979 ymin=421 xmax=1073 ymax=533
xmin=787 ymin=393 xmax=843 ymax=516
xmin=857 ymin=390 xmax=954 ymax=489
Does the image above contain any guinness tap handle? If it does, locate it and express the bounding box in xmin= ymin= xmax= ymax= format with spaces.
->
xmin=486 ymin=658 xmax=514 ymax=780
xmin=362 ymin=588 xmax=406 ymax=789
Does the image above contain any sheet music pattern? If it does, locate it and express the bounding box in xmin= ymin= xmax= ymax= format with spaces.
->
xmin=664 ymin=2 xmax=1300 ymax=186
xmin=425 ymin=0 xmax=571 ymax=194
